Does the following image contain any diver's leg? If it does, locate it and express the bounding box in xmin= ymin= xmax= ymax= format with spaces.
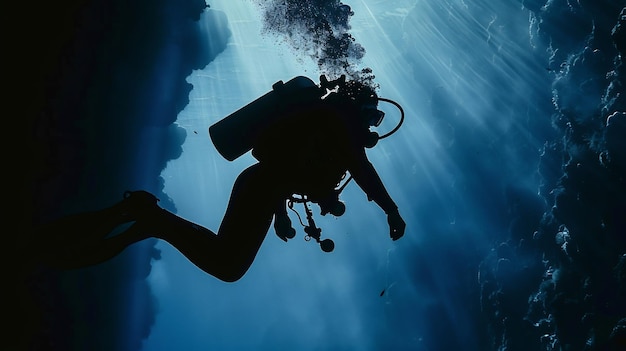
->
xmin=32 ymin=190 xmax=158 ymax=245
xmin=120 ymin=163 xmax=282 ymax=282
xmin=25 ymin=211 xmax=119 ymax=269
xmin=210 ymin=164 xmax=281 ymax=281
xmin=28 ymin=191 xmax=160 ymax=269
xmin=37 ymin=165 xmax=281 ymax=281
xmin=34 ymin=221 xmax=151 ymax=269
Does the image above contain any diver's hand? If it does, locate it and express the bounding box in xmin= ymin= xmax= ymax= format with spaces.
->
xmin=274 ymin=215 xmax=296 ymax=242
xmin=387 ymin=210 xmax=406 ymax=241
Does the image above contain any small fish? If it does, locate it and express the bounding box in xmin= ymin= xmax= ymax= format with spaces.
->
xmin=380 ymin=282 xmax=396 ymax=297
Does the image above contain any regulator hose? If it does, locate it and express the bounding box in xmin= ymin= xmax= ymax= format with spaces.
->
xmin=377 ymin=97 xmax=405 ymax=139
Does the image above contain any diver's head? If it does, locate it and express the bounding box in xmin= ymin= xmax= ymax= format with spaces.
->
xmin=338 ymin=80 xmax=384 ymax=127
xmin=360 ymin=104 xmax=385 ymax=127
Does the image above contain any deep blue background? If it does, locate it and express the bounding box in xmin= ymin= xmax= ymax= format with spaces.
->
xmin=12 ymin=1 xmax=625 ymax=350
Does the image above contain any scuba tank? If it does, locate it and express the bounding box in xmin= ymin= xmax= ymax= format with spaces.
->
xmin=209 ymin=76 xmax=324 ymax=161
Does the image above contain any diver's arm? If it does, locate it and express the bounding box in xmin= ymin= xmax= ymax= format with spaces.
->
xmin=350 ymin=155 xmax=397 ymax=213
xmin=349 ymin=151 xmax=406 ymax=240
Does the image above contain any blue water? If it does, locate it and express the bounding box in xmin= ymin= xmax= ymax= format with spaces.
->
xmin=24 ymin=1 xmax=625 ymax=350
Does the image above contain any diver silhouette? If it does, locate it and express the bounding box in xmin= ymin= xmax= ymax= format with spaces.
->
xmin=30 ymin=75 xmax=406 ymax=282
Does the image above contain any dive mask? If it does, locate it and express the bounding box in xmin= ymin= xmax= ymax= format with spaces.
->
xmin=361 ymin=104 xmax=385 ymax=127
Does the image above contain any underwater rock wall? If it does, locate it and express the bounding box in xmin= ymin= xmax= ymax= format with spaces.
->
xmin=19 ymin=1 xmax=230 ymax=350
xmin=479 ymin=2 xmax=626 ymax=350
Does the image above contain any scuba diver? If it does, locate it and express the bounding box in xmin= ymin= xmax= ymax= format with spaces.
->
xmin=30 ymin=75 xmax=406 ymax=282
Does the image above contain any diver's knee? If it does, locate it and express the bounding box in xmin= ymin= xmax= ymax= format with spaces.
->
xmin=208 ymin=254 xmax=252 ymax=282
xmin=218 ymin=273 xmax=244 ymax=283
xmin=213 ymin=266 xmax=248 ymax=283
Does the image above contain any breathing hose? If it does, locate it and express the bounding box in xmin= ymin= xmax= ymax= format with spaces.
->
xmin=377 ymin=97 xmax=405 ymax=139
